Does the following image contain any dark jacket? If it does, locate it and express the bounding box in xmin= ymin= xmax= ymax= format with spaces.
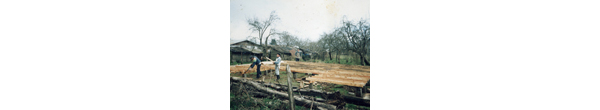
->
xmin=250 ymin=57 xmax=261 ymax=68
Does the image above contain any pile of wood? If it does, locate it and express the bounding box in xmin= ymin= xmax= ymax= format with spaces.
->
xmin=231 ymin=77 xmax=337 ymax=110
xmin=261 ymin=81 xmax=370 ymax=107
xmin=230 ymin=61 xmax=370 ymax=88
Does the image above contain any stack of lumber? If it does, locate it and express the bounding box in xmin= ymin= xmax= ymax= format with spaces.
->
xmin=230 ymin=61 xmax=370 ymax=87
xmin=229 ymin=61 xmax=285 ymax=74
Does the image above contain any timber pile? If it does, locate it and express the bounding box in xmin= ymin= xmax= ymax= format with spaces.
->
xmin=230 ymin=61 xmax=370 ymax=87
xmin=231 ymin=77 xmax=337 ymax=110
xmin=261 ymin=82 xmax=370 ymax=107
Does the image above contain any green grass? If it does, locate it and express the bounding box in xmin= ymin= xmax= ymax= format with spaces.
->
xmin=324 ymin=55 xmax=369 ymax=65
xmin=346 ymin=103 xmax=358 ymax=110
xmin=316 ymin=85 xmax=322 ymax=90
xmin=230 ymin=92 xmax=312 ymax=110
xmin=334 ymin=84 xmax=344 ymax=88
xmin=330 ymin=85 xmax=350 ymax=95
xmin=345 ymin=103 xmax=370 ymax=110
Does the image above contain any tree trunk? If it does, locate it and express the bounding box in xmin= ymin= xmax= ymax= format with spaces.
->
xmin=265 ymin=38 xmax=269 ymax=47
xmin=336 ymin=51 xmax=340 ymax=64
xmin=361 ymin=54 xmax=370 ymax=65
xmin=359 ymin=53 xmax=365 ymax=66
xmin=328 ymin=51 xmax=332 ymax=60
xmin=261 ymin=82 xmax=371 ymax=107
xmin=259 ymin=37 xmax=263 ymax=46
xmin=230 ymin=77 xmax=337 ymax=109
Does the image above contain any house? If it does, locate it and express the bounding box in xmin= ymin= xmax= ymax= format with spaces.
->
xmin=230 ymin=40 xmax=315 ymax=62
xmin=230 ymin=40 xmax=263 ymax=63
xmin=263 ymin=45 xmax=300 ymax=61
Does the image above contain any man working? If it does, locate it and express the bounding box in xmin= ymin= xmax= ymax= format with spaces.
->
xmin=245 ymin=56 xmax=262 ymax=79
xmin=274 ymin=53 xmax=282 ymax=81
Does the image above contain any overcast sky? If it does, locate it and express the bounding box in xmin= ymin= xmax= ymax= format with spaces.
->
xmin=230 ymin=0 xmax=369 ymax=42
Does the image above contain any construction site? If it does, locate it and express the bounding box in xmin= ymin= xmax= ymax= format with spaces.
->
xmin=230 ymin=60 xmax=370 ymax=110
xmin=230 ymin=1 xmax=369 ymax=109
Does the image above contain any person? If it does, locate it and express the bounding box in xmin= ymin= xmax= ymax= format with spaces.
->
xmin=295 ymin=50 xmax=301 ymax=61
xmin=246 ymin=56 xmax=262 ymax=79
xmin=274 ymin=53 xmax=282 ymax=80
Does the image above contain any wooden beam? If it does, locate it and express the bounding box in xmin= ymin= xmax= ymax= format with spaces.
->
xmin=286 ymin=64 xmax=295 ymax=110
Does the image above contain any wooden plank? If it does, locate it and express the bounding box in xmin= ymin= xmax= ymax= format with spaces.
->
xmin=230 ymin=60 xmax=370 ymax=87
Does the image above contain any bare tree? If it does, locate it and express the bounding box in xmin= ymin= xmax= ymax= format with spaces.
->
xmin=247 ymin=11 xmax=280 ymax=55
xmin=277 ymin=31 xmax=299 ymax=47
xmin=316 ymin=18 xmax=369 ymax=65
xmin=246 ymin=36 xmax=257 ymax=43
xmin=318 ymin=33 xmax=334 ymax=60
xmin=337 ymin=19 xmax=370 ymax=65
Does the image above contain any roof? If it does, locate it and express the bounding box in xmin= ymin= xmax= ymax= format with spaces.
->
xmin=230 ymin=40 xmax=260 ymax=46
xmin=230 ymin=47 xmax=262 ymax=54
xmin=298 ymin=48 xmax=313 ymax=53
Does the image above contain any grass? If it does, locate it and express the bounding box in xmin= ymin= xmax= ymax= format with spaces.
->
xmin=323 ymin=58 xmax=362 ymax=65
xmin=345 ymin=103 xmax=370 ymax=110
xmin=317 ymin=55 xmax=367 ymax=65
xmin=230 ymin=75 xmax=371 ymax=110
xmin=326 ymin=84 xmax=350 ymax=95
xmin=230 ymin=56 xmax=370 ymax=110
xmin=230 ymin=91 xmax=312 ymax=110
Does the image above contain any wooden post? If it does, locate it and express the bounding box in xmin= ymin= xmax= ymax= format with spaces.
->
xmin=286 ymin=64 xmax=295 ymax=110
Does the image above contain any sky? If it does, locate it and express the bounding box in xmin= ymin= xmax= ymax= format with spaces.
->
xmin=230 ymin=0 xmax=369 ymax=43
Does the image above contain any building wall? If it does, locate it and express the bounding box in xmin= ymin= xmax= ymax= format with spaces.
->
xmin=230 ymin=52 xmax=261 ymax=64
